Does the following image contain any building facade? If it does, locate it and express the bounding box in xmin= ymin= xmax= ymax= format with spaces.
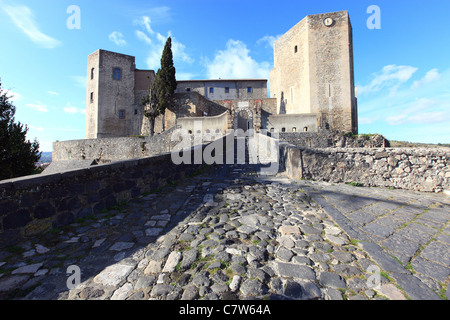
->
xmin=85 ymin=50 xmax=154 ymax=139
xmin=176 ymin=79 xmax=267 ymax=101
xmin=86 ymin=10 xmax=358 ymax=139
xmin=270 ymin=10 xmax=358 ymax=133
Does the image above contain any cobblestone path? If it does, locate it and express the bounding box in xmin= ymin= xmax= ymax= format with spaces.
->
xmin=0 ymin=144 xmax=448 ymax=300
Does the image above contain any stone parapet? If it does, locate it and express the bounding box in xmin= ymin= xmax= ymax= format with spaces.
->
xmin=280 ymin=144 xmax=450 ymax=193
xmin=0 ymin=137 xmax=228 ymax=248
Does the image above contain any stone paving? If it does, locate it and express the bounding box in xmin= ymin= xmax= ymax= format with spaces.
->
xmin=0 ymin=146 xmax=449 ymax=300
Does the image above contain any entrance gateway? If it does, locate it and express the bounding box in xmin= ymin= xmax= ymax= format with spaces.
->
xmin=233 ymin=101 xmax=254 ymax=134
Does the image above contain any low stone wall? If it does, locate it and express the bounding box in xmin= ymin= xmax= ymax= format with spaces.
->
xmin=52 ymin=127 xmax=178 ymax=163
xmin=279 ymin=130 xmax=389 ymax=148
xmin=0 ymin=139 xmax=223 ymax=249
xmin=176 ymin=111 xmax=229 ymax=136
xmin=280 ymin=143 xmax=450 ymax=193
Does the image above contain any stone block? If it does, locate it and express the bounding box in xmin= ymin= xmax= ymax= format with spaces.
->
xmin=278 ymin=225 xmax=301 ymax=236
xmin=34 ymin=202 xmax=56 ymax=220
xmin=3 ymin=209 xmax=32 ymax=230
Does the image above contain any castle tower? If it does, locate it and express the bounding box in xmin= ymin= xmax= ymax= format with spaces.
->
xmin=270 ymin=11 xmax=358 ymax=133
xmin=85 ymin=49 xmax=154 ymax=139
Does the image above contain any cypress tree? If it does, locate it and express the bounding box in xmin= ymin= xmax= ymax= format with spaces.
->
xmin=155 ymin=37 xmax=177 ymax=124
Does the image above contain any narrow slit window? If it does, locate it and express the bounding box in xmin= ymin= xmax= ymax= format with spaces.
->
xmin=90 ymin=92 xmax=94 ymax=103
xmin=91 ymin=68 xmax=95 ymax=80
xmin=294 ymin=45 xmax=298 ymax=53
xmin=119 ymin=109 xmax=125 ymax=119
xmin=247 ymin=87 xmax=252 ymax=93
xmin=209 ymin=87 xmax=214 ymax=94
xmin=225 ymin=87 xmax=230 ymax=94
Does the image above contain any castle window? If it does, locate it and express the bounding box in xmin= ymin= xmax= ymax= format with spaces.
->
xmin=113 ymin=68 xmax=121 ymax=80
xmin=292 ymin=127 xmax=297 ymax=132
xmin=282 ymin=128 xmax=286 ymax=132
xmin=186 ymin=88 xmax=191 ymax=92
xmin=225 ymin=87 xmax=230 ymax=94
xmin=294 ymin=45 xmax=298 ymax=53
xmin=209 ymin=87 xmax=214 ymax=94
xmin=90 ymin=92 xmax=94 ymax=103
xmin=134 ymin=109 xmax=138 ymax=115
xmin=247 ymin=87 xmax=253 ymax=93
xmin=91 ymin=68 xmax=95 ymax=80
xmin=303 ymin=127 xmax=308 ymax=132
xmin=270 ymin=128 xmax=274 ymax=133
xmin=119 ymin=109 xmax=125 ymax=119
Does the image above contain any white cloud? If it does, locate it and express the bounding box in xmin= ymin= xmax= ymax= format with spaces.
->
xmin=257 ymin=34 xmax=282 ymax=48
xmin=411 ymin=69 xmax=440 ymax=89
xmin=386 ymin=114 xmax=408 ymax=126
xmin=136 ymin=30 xmax=152 ymax=45
xmin=3 ymin=89 xmax=21 ymax=102
xmin=385 ymin=98 xmax=450 ymax=125
xmin=176 ymin=72 xmax=196 ymax=80
xmin=47 ymin=91 xmax=59 ymax=96
xmin=359 ymin=116 xmax=379 ymax=125
xmin=135 ymin=16 xmax=155 ymax=35
xmin=63 ymin=103 xmax=85 ymax=115
xmin=204 ymin=39 xmax=271 ymax=79
xmin=3 ymin=4 xmax=61 ymax=49
xmin=71 ymin=76 xmax=87 ymax=88
xmin=28 ymin=124 xmax=45 ymax=132
xmin=26 ymin=103 xmax=48 ymax=113
xmin=109 ymin=31 xmax=127 ymax=47
xmin=358 ymin=65 xmax=418 ymax=96
xmin=135 ymin=16 xmax=193 ymax=70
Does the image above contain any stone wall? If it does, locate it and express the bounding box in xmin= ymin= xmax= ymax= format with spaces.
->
xmin=279 ymin=143 xmax=450 ymax=193
xmin=278 ymin=131 xmax=388 ymax=148
xmin=53 ymin=127 xmax=179 ymax=163
xmin=265 ymin=114 xmax=319 ymax=133
xmin=176 ymin=112 xmax=229 ymax=136
xmin=0 ymin=137 xmax=229 ymax=248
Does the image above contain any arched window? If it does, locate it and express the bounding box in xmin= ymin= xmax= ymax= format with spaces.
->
xmin=303 ymin=127 xmax=308 ymax=132
xmin=113 ymin=68 xmax=121 ymax=80
xmin=282 ymin=128 xmax=286 ymax=133
xmin=91 ymin=68 xmax=95 ymax=80
xmin=292 ymin=127 xmax=297 ymax=132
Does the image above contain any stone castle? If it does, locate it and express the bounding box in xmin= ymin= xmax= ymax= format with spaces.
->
xmin=85 ymin=10 xmax=358 ymax=140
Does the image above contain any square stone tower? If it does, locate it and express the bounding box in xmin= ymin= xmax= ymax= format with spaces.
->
xmin=270 ymin=11 xmax=358 ymax=133
xmin=85 ymin=49 xmax=154 ymax=139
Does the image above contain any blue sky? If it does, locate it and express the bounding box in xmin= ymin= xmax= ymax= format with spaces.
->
xmin=0 ymin=0 xmax=449 ymax=151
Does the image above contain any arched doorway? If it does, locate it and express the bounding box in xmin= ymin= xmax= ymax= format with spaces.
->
xmin=233 ymin=107 xmax=253 ymax=133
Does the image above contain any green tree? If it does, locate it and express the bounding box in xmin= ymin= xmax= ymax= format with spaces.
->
xmin=155 ymin=36 xmax=177 ymax=131
xmin=142 ymin=80 xmax=160 ymax=137
xmin=0 ymin=79 xmax=41 ymax=180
